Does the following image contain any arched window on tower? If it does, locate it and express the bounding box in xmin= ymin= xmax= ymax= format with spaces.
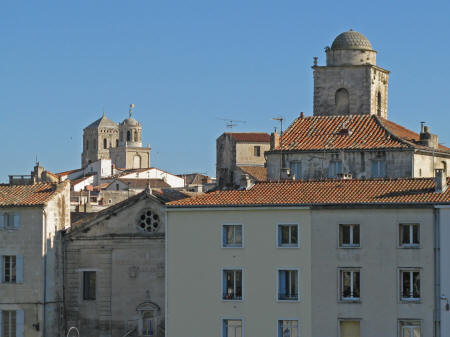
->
xmin=134 ymin=130 xmax=138 ymax=142
xmin=103 ymin=138 xmax=107 ymax=149
xmin=86 ymin=140 xmax=89 ymax=150
xmin=116 ymin=139 xmax=119 ymax=147
xmin=127 ymin=130 xmax=131 ymax=142
xmin=335 ymin=88 xmax=350 ymax=115
xmin=377 ymin=91 xmax=382 ymax=117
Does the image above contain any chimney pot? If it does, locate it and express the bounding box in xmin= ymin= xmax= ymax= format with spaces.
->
xmin=270 ymin=132 xmax=280 ymax=150
xmin=300 ymin=112 xmax=305 ymax=118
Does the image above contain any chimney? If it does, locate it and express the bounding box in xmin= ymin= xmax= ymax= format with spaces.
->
xmin=31 ymin=162 xmax=45 ymax=183
xmin=300 ymin=112 xmax=305 ymax=118
xmin=435 ymin=169 xmax=447 ymax=193
xmin=337 ymin=173 xmax=353 ymax=180
xmin=240 ymin=174 xmax=254 ymax=190
xmin=420 ymin=125 xmax=439 ymax=149
xmin=270 ymin=132 xmax=280 ymax=150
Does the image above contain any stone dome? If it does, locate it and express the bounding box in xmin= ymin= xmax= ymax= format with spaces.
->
xmin=331 ymin=30 xmax=373 ymax=51
xmin=123 ymin=117 xmax=140 ymax=126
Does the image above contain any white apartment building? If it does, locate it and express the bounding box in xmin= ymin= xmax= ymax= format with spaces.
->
xmin=166 ymin=175 xmax=450 ymax=337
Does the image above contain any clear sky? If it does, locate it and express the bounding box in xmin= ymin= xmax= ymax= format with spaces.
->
xmin=1 ymin=0 xmax=449 ymax=182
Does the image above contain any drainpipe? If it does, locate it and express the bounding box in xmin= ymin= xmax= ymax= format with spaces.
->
xmin=42 ymin=210 xmax=48 ymax=337
xmin=434 ymin=207 xmax=441 ymax=337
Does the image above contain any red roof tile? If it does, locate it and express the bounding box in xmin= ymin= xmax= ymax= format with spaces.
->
xmin=0 ymin=183 xmax=60 ymax=207
xmin=167 ymin=178 xmax=450 ymax=207
xmin=276 ymin=115 xmax=448 ymax=152
xmin=238 ymin=166 xmax=267 ymax=181
xmin=229 ymin=133 xmax=270 ymax=143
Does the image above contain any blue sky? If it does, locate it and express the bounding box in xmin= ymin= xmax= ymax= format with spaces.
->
xmin=1 ymin=0 xmax=449 ymax=181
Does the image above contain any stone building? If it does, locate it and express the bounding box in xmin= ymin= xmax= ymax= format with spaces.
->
xmin=266 ymin=31 xmax=450 ymax=181
xmin=82 ymin=106 xmax=150 ymax=170
xmin=0 ymin=181 xmax=70 ymax=337
xmin=64 ymin=188 xmax=171 ymax=337
xmin=216 ymin=132 xmax=270 ymax=188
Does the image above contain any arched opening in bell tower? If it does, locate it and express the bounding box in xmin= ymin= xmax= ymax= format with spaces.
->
xmin=127 ymin=130 xmax=131 ymax=142
xmin=335 ymin=88 xmax=350 ymax=115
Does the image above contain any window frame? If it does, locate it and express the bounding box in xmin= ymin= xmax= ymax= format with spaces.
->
xmin=338 ymin=224 xmax=360 ymax=248
xmin=370 ymin=159 xmax=386 ymax=178
xmin=278 ymin=319 xmax=300 ymax=337
xmin=221 ymin=224 xmax=244 ymax=249
xmin=398 ymin=320 xmax=421 ymax=337
xmin=221 ymin=318 xmax=244 ymax=337
xmin=0 ymin=212 xmax=20 ymax=230
xmin=254 ymin=146 xmax=261 ymax=157
xmin=277 ymin=223 xmax=300 ymax=248
xmin=338 ymin=318 xmax=361 ymax=337
xmin=338 ymin=268 xmax=361 ymax=302
xmin=329 ymin=160 xmax=343 ymax=178
xmin=399 ymin=269 xmax=421 ymax=302
xmin=221 ymin=268 xmax=244 ymax=302
xmin=277 ymin=268 xmax=300 ymax=302
xmin=289 ymin=161 xmax=302 ymax=179
xmin=398 ymin=223 xmax=420 ymax=249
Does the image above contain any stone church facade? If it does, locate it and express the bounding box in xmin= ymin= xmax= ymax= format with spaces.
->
xmin=81 ymin=106 xmax=151 ymax=170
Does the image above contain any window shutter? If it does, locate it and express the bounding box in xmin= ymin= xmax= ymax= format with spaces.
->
xmin=16 ymin=309 xmax=24 ymax=337
xmin=222 ymin=320 xmax=227 ymax=337
xmin=16 ymin=256 xmax=24 ymax=283
xmin=222 ymin=272 xmax=227 ymax=298
xmin=0 ymin=213 xmax=4 ymax=229
xmin=222 ymin=227 xmax=226 ymax=246
xmin=279 ymin=271 xmax=286 ymax=295
xmin=380 ymin=161 xmax=386 ymax=177
xmin=13 ymin=214 xmax=20 ymax=229
xmin=278 ymin=321 xmax=283 ymax=337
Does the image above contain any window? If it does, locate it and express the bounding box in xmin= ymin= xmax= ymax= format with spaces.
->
xmin=127 ymin=130 xmax=131 ymax=142
xmin=340 ymin=269 xmax=360 ymax=301
xmin=103 ymin=138 xmax=107 ymax=149
xmin=115 ymin=139 xmax=119 ymax=147
xmin=371 ymin=160 xmax=386 ymax=178
xmin=339 ymin=224 xmax=360 ymax=248
xmin=335 ymin=88 xmax=350 ymax=115
xmin=399 ymin=224 xmax=419 ymax=247
xmin=222 ymin=269 xmax=242 ymax=300
xmin=222 ymin=225 xmax=243 ymax=248
xmin=0 ymin=213 xmax=20 ymax=230
xmin=222 ymin=319 xmax=242 ymax=337
xmin=277 ymin=224 xmax=299 ymax=248
xmin=399 ymin=320 xmax=421 ymax=337
xmin=134 ymin=132 xmax=138 ymax=142
xmin=289 ymin=161 xmax=302 ymax=179
xmin=254 ymin=146 xmax=261 ymax=157
xmin=377 ymin=91 xmax=382 ymax=117
xmin=340 ymin=320 xmax=360 ymax=337
xmin=400 ymin=270 xmax=420 ymax=301
xmin=142 ymin=311 xmax=154 ymax=336
xmin=278 ymin=320 xmax=299 ymax=337
xmin=329 ymin=161 xmax=343 ymax=178
xmin=2 ymin=255 xmax=23 ymax=284
xmin=83 ymin=271 xmax=96 ymax=300
xmin=86 ymin=140 xmax=89 ymax=150
xmin=278 ymin=269 xmax=299 ymax=301
xmin=2 ymin=311 xmax=17 ymax=337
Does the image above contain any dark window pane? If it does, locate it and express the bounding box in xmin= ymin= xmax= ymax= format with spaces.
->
xmin=281 ymin=226 xmax=290 ymax=244
xmin=342 ymin=225 xmax=350 ymax=245
xmin=342 ymin=272 xmax=351 ymax=298
xmin=413 ymin=272 xmax=420 ymax=298
xmin=353 ymin=225 xmax=360 ymax=244
xmin=291 ymin=226 xmax=298 ymax=244
xmin=402 ymin=225 xmax=410 ymax=244
xmin=413 ymin=225 xmax=419 ymax=244
xmin=83 ymin=271 xmax=96 ymax=300
xmin=354 ymin=272 xmax=360 ymax=298
xmin=402 ymin=272 xmax=411 ymax=298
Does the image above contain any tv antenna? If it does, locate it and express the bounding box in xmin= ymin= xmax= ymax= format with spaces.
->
xmin=218 ymin=118 xmax=247 ymax=131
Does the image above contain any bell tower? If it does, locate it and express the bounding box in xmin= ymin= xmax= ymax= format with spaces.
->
xmin=312 ymin=30 xmax=390 ymax=118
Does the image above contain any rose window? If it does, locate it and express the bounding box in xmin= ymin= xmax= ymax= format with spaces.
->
xmin=137 ymin=209 xmax=160 ymax=232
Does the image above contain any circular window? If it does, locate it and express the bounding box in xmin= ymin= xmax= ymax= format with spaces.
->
xmin=137 ymin=209 xmax=160 ymax=232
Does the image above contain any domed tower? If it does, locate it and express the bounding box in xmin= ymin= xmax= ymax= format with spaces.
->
xmin=81 ymin=113 xmax=119 ymax=167
xmin=110 ymin=104 xmax=151 ymax=169
xmin=313 ymin=30 xmax=389 ymax=118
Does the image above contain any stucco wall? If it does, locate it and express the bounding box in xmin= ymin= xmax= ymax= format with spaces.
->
xmin=414 ymin=153 xmax=450 ymax=178
xmin=235 ymin=142 xmax=270 ymax=166
xmin=438 ymin=206 xmax=450 ymax=336
xmin=167 ymin=208 xmax=312 ymax=337
xmin=311 ymin=208 xmax=435 ymax=336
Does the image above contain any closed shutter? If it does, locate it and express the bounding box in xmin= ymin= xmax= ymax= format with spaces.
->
xmin=279 ymin=271 xmax=286 ymax=297
xmin=16 ymin=309 xmax=24 ymax=337
xmin=13 ymin=214 xmax=20 ymax=229
xmin=222 ymin=320 xmax=227 ymax=337
xmin=340 ymin=321 xmax=360 ymax=337
xmin=16 ymin=256 xmax=24 ymax=283
xmin=0 ymin=213 xmax=4 ymax=229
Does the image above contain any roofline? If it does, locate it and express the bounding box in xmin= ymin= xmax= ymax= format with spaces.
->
xmin=266 ymin=147 xmax=414 ymax=155
xmin=312 ymin=64 xmax=389 ymax=74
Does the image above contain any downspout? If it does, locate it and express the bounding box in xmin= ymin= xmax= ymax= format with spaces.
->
xmin=42 ymin=209 xmax=48 ymax=337
xmin=434 ymin=207 xmax=441 ymax=337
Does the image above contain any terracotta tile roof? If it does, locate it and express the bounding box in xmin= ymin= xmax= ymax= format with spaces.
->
xmin=70 ymin=174 xmax=94 ymax=187
xmin=55 ymin=168 xmax=82 ymax=177
xmin=167 ymin=178 xmax=450 ymax=207
xmin=229 ymin=132 xmax=270 ymax=143
xmin=276 ymin=115 xmax=449 ymax=152
xmin=238 ymin=166 xmax=267 ymax=181
xmin=0 ymin=183 xmax=59 ymax=207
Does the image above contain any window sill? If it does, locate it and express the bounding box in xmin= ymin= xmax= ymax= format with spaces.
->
xmin=222 ymin=245 xmax=243 ymax=249
xmin=398 ymin=245 xmax=421 ymax=249
xmin=339 ymin=299 xmax=361 ymax=303
xmin=400 ymin=298 xmax=421 ymax=303
xmin=339 ymin=245 xmax=360 ymax=249
xmin=222 ymin=299 xmax=243 ymax=302
xmin=277 ymin=245 xmax=300 ymax=249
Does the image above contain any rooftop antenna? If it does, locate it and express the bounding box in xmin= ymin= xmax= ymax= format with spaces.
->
xmin=129 ymin=104 xmax=135 ymax=118
xmin=218 ymin=118 xmax=246 ymax=131
xmin=272 ymin=117 xmax=284 ymax=180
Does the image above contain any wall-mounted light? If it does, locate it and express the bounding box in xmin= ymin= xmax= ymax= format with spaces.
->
xmin=441 ymin=294 xmax=450 ymax=311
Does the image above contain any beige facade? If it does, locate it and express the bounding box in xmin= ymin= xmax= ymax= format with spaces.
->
xmin=0 ymin=182 xmax=70 ymax=337
xmin=64 ymin=192 xmax=166 ymax=337
xmin=166 ymin=205 xmax=437 ymax=336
